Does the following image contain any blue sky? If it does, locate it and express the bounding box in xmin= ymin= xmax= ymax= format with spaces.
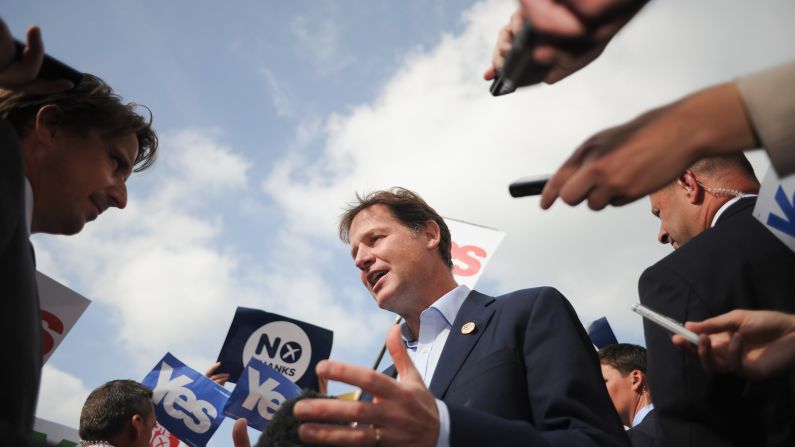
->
xmin=5 ymin=0 xmax=795 ymax=444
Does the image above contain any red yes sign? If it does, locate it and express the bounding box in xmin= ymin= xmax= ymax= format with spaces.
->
xmin=451 ymin=241 xmax=487 ymax=277
xmin=40 ymin=310 xmax=64 ymax=356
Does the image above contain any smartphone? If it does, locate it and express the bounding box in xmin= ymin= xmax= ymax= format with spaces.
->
xmin=631 ymin=303 xmax=699 ymax=345
xmin=509 ymin=175 xmax=549 ymax=198
xmin=490 ymin=22 xmax=549 ymax=96
xmin=14 ymin=39 xmax=82 ymax=86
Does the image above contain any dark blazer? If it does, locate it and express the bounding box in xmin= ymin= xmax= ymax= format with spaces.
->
xmin=0 ymin=119 xmax=43 ymax=445
xmin=627 ymin=409 xmax=658 ymax=447
xmin=639 ymin=197 xmax=795 ymax=447
xmin=386 ymin=288 xmax=630 ymax=447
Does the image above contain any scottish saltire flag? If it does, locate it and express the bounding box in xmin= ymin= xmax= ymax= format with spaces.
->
xmin=142 ymin=353 xmax=231 ymax=447
xmin=223 ymin=357 xmax=302 ymax=430
xmin=216 ymin=307 xmax=333 ymax=391
xmin=587 ymin=316 xmax=618 ymax=349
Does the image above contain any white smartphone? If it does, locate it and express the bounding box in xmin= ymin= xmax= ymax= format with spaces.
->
xmin=631 ymin=303 xmax=700 ymax=345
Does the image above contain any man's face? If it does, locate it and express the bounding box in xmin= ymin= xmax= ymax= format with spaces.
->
xmin=348 ymin=204 xmax=434 ymax=315
xmin=141 ymin=405 xmax=157 ymax=447
xmin=600 ymin=363 xmax=636 ymax=427
xmin=29 ymin=129 xmax=138 ymax=235
xmin=134 ymin=403 xmax=157 ymax=447
xmin=649 ymin=185 xmax=702 ymax=249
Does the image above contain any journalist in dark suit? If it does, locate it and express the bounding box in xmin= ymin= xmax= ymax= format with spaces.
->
xmin=640 ymin=154 xmax=795 ymax=447
xmin=0 ymin=48 xmax=158 ymax=443
xmin=291 ymin=188 xmax=629 ymax=447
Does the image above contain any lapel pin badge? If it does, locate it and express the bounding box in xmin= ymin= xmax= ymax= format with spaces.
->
xmin=461 ymin=321 xmax=476 ymax=335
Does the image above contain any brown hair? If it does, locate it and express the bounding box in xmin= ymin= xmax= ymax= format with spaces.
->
xmin=0 ymin=73 xmax=158 ymax=172
xmin=598 ymin=343 xmax=647 ymax=376
xmin=79 ymin=380 xmax=153 ymax=440
xmin=689 ymin=153 xmax=758 ymax=185
xmin=339 ymin=187 xmax=453 ymax=269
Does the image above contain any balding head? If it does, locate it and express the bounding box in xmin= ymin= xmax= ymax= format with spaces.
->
xmin=649 ymin=153 xmax=759 ymax=249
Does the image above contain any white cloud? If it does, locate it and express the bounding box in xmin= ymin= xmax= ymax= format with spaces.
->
xmin=33 ymin=129 xmax=254 ymax=368
xmin=34 ymin=126 xmax=390 ymax=381
xmin=37 ymin=365 xmax=91 ymax=428
xmin=259 ymin=68 xmax=298 ymax=119
xmin=262 ymin=0 xmax=795 ymax=344
xmin=166 ymin=129 xmax=251 ymax=192
xmin=290 ymin=15 xmax=356 ymax=75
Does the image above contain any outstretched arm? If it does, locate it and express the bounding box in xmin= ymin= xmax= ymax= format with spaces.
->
xmin=540 ymin=81 xmax=757 ymax=210
xmin=484 ymin=0 xmax=647 ymax=85
xmin=0 ymin=19 xmax=72 ymax=94
xmin=293 ymin=325 xmax=440 ymax=446
xmin=672 ymin=309 xmax=795 ymax=381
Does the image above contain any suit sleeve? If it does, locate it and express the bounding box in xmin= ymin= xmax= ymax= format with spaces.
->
xmin=639 ymin=264 xmax=750 ymax=447
xmin=0 ymin=119 xmax=25 ymax=251
xmin=736 ymin=61 xmax=795 ymax=176
xmin=447 ymin=288 xmax=630 ymax=447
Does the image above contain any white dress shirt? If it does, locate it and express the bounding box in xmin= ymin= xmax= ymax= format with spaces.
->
xmin=400 ymin=284 xmax=470 ymax=447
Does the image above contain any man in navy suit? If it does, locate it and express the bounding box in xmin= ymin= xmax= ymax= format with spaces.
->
xmin=640 ymin=154 xmax=795 ymax=446
xmin=291 ymin=188 xmax=629 ymax=447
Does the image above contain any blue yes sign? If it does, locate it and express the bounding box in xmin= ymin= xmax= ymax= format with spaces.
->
xmin=215 ymin=307 xmax=333 ymax=391
xmin=142 ymin=353 xmax=230 ymax=447
xmin=223 ymin=357 xmax=302 ymax=431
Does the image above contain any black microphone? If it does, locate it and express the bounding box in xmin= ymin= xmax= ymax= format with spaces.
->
xmin=490 ymin=22 xmax=549 ymax=96
xmin=256 ymin=390 xmax=343 ymax=447
xmin=13 ymin=39 xmax=82 ymax=86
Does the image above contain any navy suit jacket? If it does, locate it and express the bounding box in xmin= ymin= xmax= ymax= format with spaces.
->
xmin=627 ymin=409 xmax=658 ymax=447
xmin=386 ymin=288 xmax=629 ymax=447
xmin=0 ymin=119 xmax=44 ymax=445
xmin=639 ymin=198 xmax=795 ymax=447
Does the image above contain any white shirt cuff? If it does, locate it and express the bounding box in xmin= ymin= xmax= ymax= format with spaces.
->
xmin=435 ymin=399 xmax=451 ymax=447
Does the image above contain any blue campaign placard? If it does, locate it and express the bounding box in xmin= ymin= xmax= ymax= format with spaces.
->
xmin=223 ymin=357 xmax=302 ymax=431
xmin=142 ymin=353 xmax=231 ymax=447
xmin=753 ymin=168 xmax=795 ymax=254
xmin=215 ymin=307 xmax=333 ymax=390
xmin=587 ymin=316 xmax=618 ymax=349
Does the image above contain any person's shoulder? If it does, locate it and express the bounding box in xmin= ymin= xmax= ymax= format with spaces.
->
xmin=487 ymin=287 xmax=572 ymax=312
xmin=640 ymin=207 xmax=749 ymax=277
xmin=641 ymin=202 xmax=786 ymax=284
xmin=0 ymin=120 xmax=24 ymax=184
xmin=639 ymin=240 xmax=709 ymax=298
xmin=495 ymin=286 xmax=566 ymax=300
xmin=0 ymin=120 xmax=26 ymax=233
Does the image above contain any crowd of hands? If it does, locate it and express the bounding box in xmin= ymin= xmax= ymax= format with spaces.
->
xmin=4 ymin=1 xmax=794 ymax=445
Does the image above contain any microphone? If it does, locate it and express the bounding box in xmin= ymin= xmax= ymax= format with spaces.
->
xmin=13 ymin=39 xmax=82 ymax=87
xmin=256 ymin=390 xmax=342 ymax=447
xmin=489 ymin=22 xmax=549 ymax=96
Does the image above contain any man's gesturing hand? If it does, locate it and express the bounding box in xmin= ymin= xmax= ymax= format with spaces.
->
xmin=294 ymin=325 xmax=440 ymax=447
